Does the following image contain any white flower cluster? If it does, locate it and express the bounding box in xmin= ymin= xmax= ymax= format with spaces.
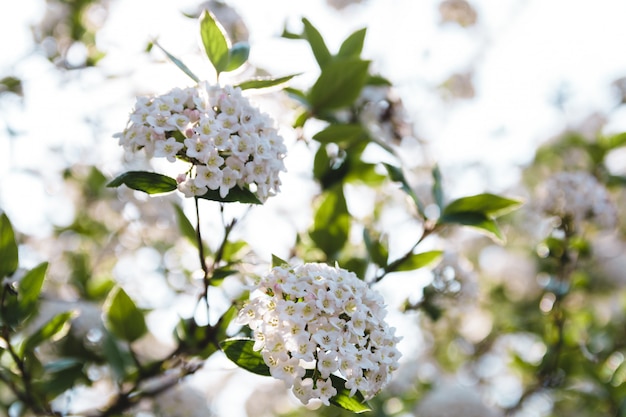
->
xmin=115 ymin=82 xmax=287 ymax=202
xmin=538 ymin=171 xmax=617 ymax=230
xmin=237 ymin=262 xmax=402 ymax=406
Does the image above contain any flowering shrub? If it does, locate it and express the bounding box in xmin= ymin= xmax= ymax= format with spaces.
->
xmin=236 ymin=262 xmax=402 ymax=405
xmin=115 ymin=82 xmax=286 ymax=202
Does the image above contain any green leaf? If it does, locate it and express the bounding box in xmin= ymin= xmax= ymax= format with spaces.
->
xmin=104 ymin=287 xmax=148 ymax=342
xmin=328 ymin=374 xmax=371 ymax=413
xmin=225 ymin=42 xmax=250 ymax=72
xmin=600 ymin=131 xmax=626 ymax=150
xmin=102 ymin=329 xmax=134 ymax=380
xmin=153 ymin=41 xmax=199 ymax=83
xmin=432 ymin=165 xmax=444 ymax=210
xmin=197 ymin=186 xmax=261 ymax=205
xmin=200 ymin=10 xmax=231 ymax=75
xmin=0 ymin=213 xmax=18 ymax=279
xmin=308 ymin=58 xmax=370 ymax=111
xmin=237 ymin=73 xmax=300 ymax=90
xmin=384 ymin=163 xmax=426 ymax=218
xmin=220 ymin=338 xmax=271 ymax=376
xmin=366 ymin=74 xmax=392 ymax=86
xmin=309 ymin=188 xmax=351 ymax=258
xmin=271 ymin=254 xmax=289 ymax=268
xmin=302 ymin=18 xmax=332 ymax=68
xmin=172 ymin=203 xmax=198 ymax=248
xmin=388 ymin=250 xmax=443 ymax=273
xmin=439 ymin=211 xmax=505 ymax=242
xmin=363 ymin=229 xmax=388 ymax=267
xmin=442 ymin=193 xmax=522 ymax=218
xmin=107 ymin=171 xmax=177 ymax=195
xmin=35 ymin=359 xmax=85 ymax=400
xmin=23 ymin=311 xmax=73 ymax=353
xmin=313 ymin=124 xmax=367 ymax=145
xmin=17 ymin=262 xmax=48 ymax=319
xmin=337 ymin=28 xmax=367 ymax=58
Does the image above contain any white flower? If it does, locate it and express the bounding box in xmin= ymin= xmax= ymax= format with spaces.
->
xmin=236 ymin=262 xmax=402 ymax=404
xmin=114 ymin=83 xmax=287 ymax=202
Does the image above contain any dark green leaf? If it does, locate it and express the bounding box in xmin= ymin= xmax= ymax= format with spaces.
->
xmin=328 ymin=374 xmax=371 ymax=413
xmin=439 ymin=211 xmax=505 ymax=242
xmin=388 ymin=250 xmax=443 ymax=273
xmin=302 ymin=18 xmax=332 ymax=68
xmin=384 ymin=163 xmax=426 ymax=218
xmin=153 ymin=42 xmax=199 ymax=83
xmin=104 ymin=287 xmax=148 ymax=342
xmin=200 ymin=10 xmax=230 ymax=75
xmin=0 ymin=213 xmax=18 ymax=279
xmin=337 ymin=28 xmax=367 ymax=58
xmin=107 ymin=171 xmax=177 ymax=195
xmin=442 ymin=193 xmax=522 ymax=217
xmin=363 ymin=229 xmax=388 ymax=267
xmin=237 ymin=73 xmax=300 ymax=90
xmin=313 ymin=124 xmax=367 ymax=145
xmin=309 ymin=188 xmax=351 ymax=258
xmin=102 ymin=330 xmax=134 ymax=380
xmin=17 ymin=262 xmax=48 ymax=319
xmin=344 ymin=160 xmax=386 ymax=185
xmin=220 ymin=338 xmax=271 ymax=376
xmin=308 ymin=58 xmax=370 ymax=111
xmin=197 ymin=186 xmax=261 ymax=205
xmin=271 ymin=254 xmax=289 ymax=268
xmin=23 ymin=311 xmax=73 ymax=353
xmin=432 ymin=165 xmax=444 ymax=210
xmin=172 ymin=203 xmax=198 ymax=248
xmin=225 ymin=42 xmax=250 ymax=72
xmin=35 ymin=359 xmax=85 ymax=400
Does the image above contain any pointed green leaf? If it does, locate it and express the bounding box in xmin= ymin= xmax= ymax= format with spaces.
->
xmin=0 ymin=213 xmax=18 ymax=279
xmin=313 ymin=124 xmax=367 ymax=145
xmin=337 ymin=28 xmax=367 ymax=58
xmin=271 ymin=254 xmax=289 ymax=268
xmin=107 ymin=171 xmax=177 ymax=194
xmin=200 ymin=10 xmax=231 ymax=75
xmin=309 ymin=188 xmax=351 ymax=258
xmin=104 ymin=287 xmax=147 ymax=342
xmin=388 ymin=250 xmax=443 ymax=273
xmin=237 ymin=73 xmax=300 ymax=90
xmin=23 ymin=311 xmax=73 ymax=353
xmin=220 ymin=338 xmax=271 ymax=376
xmin=18 ymin=262 xmax=48 ymax=319
xmin=328 ymin=374 xmax=371 ymax=413
xmin=442 ymin=193 xmax=522 ymax=217
xmin=197 ymin=186 xmax=261 ymax=205
xmin=172 ymin=203 xmax=198 ymax=248
xmin=308 ymin=58 xmax=370 ymax=111
xmin=153 ymin=42 xmax=199 ymax=83
xmin=439 ymin=211 xmax=505 ymax=242
xmin=302 ymin=18 xmax=332 ymax=68
xmin=225 ymin=42 xmax=250 ymax=72
xmin=384 ymin=163 xmax=426 ymax=218
xmin=366 ymin=74 xmax=392 ymax=86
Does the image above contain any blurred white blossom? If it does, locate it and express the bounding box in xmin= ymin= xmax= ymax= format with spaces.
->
xmin=415 ymin=382 xmax=501 ymax=417
xmin=537 ymin=171 xmax=617 ymax=230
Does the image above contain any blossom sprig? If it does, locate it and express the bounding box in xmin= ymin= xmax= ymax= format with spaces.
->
xmin=236 ymin=262 xmax=402 ymax=406
xmin=114 ymin=82 xmax=286 ymax=202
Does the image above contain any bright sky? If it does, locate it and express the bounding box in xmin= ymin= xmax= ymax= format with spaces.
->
xmin=2 ymin=1 xmax=626 ymax=414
